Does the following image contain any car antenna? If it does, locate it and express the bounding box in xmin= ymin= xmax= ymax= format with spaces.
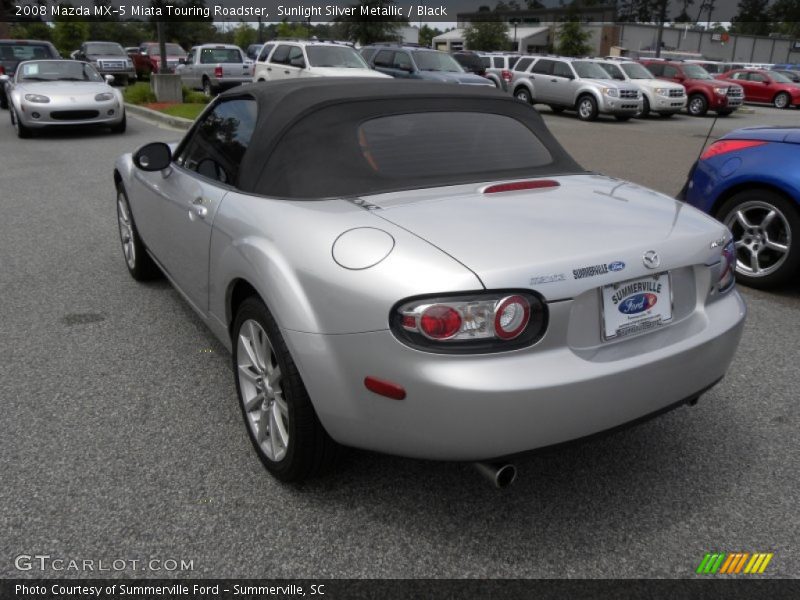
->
xmin=695 ymin=111 xmax=720 ymax=163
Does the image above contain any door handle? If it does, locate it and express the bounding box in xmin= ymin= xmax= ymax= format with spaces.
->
xmin=191 ymin=197 xmax=208 ymax=219
xmin=267 ymin=67 xmax=271 ymax=71
xmin=550 ymin=78 xmax=557 ymax=82
xmin=284 ymin=70 xmax=290 ymax=74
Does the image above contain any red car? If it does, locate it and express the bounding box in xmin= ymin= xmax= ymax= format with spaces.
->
xmin=640 ymin=59 xmax=744 ymax=117
xmin=139 ymin=42 xmax=186 ymax=74
xmin=716 ymin=69 xmax=800 ymax=109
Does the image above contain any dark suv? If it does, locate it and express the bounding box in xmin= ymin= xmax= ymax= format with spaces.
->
xmin=640 ymin=59 xmax=743 ymax=116
xmin=360 ymin=44 xmax=494 ymax=87
xmin=452 ymin=51 xmax=487 ymax=77
xmin=0 ymin=40 xmax=61 ymax=109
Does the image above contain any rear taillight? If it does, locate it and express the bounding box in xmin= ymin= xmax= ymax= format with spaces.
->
xmin=700 ymin=139 xmax=767 ymax=161
xmin=214 ymin=66 xmax=223 ymax=78
xmin=718 ymin=240 xmax=736 ymax=292
xmin=393 ymin=291 xmax=547 ymax=353
xmin=0 ymin=66 xmax=5 ymax=75
xmin=501 ymin=69 xmax=512 ymax=82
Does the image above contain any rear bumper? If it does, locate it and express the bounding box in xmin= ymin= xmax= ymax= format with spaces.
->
xmin=284 ymin=289 xmax=746 ymax=461
xmin=213 ymin=77 xmax=252 ymax=89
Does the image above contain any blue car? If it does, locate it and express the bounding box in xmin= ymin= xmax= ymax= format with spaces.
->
xmin=681 ymin=127 xmax=800 ymax=288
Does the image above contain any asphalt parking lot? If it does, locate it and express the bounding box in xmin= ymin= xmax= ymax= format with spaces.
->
xmin=0 ymin=103 xmax=798 ymax=579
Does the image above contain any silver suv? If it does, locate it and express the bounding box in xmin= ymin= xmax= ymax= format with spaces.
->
xmin=477 ymin=52 xmax=522 ymax=90
xmin=594 ymin=59 xmax=686 ymax=118
xmin=510 ymin=56 xmax=642 ymax=121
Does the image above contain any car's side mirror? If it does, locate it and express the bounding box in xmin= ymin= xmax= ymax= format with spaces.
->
xmin=104 ymin=74 xmax=115 ymax=84
xmin=398 ymin=64 xmax=412 ymax=72
xmin=178 ymin=58 xmax=186 ymax=65
xmin=134 ymin=142 xmax=172 ymax=171
xmin=290 ymin=57 xmax=306 ymax=68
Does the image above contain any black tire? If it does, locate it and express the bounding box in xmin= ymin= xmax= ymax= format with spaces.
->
xmin=549 ymin=105 xmax=564 ymax=113
xmin=687 ymin=93 xmax=708 ymax=117
xmin=233 ymin=296 xmax=340 ymax=482
xmin=636 ymin=95 xmax=650 ymax=118
xmin=615 ymin=114 xmax=632 ymax=122
xmin=717 ymin=189 xmax=800 ymax=289
xmin=11 ymin=107 xmax=31 ymax=138
xmin=576 ymin=94 xmax=598 ymax=121
xmin=110 ymin=111 xmax=126 ymax=134
xmin=202 ymin=77 xmax=217 ymax=97
xmin=773 ymin=92 xmax=790 ymax=109
xmin=514 ymin=86 xmax=532 ymax=104
xmin=116 ymin=184 xmax=161 ymax=281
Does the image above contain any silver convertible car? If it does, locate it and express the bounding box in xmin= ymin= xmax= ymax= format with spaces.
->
xmin=114 ymin=79 xmax=745 ymax=486
xmin=1 ymin=59 xmax=126 ymax=138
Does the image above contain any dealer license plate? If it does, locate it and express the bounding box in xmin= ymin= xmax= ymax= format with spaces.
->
xmin=601 ymin=273 xmax=672 ymax=340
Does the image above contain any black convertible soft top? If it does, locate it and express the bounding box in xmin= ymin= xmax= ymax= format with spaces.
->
xmin=218 ymin=78 xmax=584 ymax=199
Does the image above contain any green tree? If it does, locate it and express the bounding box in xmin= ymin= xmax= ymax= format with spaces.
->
xmin=770 ymin=0 xmax=800 ymax=39
xmin=51 ymin=3 xmax=91 ymax=56
xmin=233 ymin=21 xmax=259 ymax=48
xmin=0 ymin=1 xmax=10 ymax=38
xmin=464 ymin=21 xmax=510 ymax=51
xmin=335 ymin=0 xmax=407 ymax=46
xmin=556 ymin=20 xmax=591 ymax=57
xmin=9 ymin=20 xmax=53 ymax=41
xmin=418 ymin=24 xmax=442 ymax=48
xmin=276 ymin=21 xmax=310 ymax=40
xmin=730 ymin=0 xmax=772 ymax=36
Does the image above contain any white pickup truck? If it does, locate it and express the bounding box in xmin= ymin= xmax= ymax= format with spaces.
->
xmin=176 ymin=44 xmax=254 ymax=97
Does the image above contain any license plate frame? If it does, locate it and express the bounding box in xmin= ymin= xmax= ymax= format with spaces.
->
xmin=601 ymin=272 xmax=673 ymax=340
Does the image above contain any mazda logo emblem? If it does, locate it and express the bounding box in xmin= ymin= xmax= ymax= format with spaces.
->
xmin=643 ymin=250 xmax=660 ymax=269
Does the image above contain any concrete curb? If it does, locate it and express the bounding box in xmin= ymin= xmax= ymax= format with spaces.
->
xmin=125 ymin=103 xmax=193 ymax=130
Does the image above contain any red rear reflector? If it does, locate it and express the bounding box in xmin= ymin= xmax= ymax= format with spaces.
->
xmin=364 ymin=377 xmax=406 ymax=400
xmin=501 ymin=69 xmax=512 ymax=81
xmin=214 ymin=66 xmax=223 ymax=78
xmin=494 ymin=295 xmax=531 ymax=340
xmin=700 ymin=139 xmax=767 ymax=160
xmin=484 ymin=180 xmax=560 ymax=194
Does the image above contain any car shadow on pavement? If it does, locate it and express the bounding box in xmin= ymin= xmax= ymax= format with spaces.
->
xmin=290 ymin=386 xmax=756 ymax=556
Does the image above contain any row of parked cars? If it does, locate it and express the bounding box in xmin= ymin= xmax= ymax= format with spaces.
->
xmin=453 ymin=50 xmax=800 ymax=120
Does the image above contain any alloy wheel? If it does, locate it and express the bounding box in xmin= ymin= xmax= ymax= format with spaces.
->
xmin=724 ymin=200 xmax=792 ymax=278
xmin=117 ymin=192 xmax=136 ymax=269
xmin=237 ymin=319 xmax=289 ymax=462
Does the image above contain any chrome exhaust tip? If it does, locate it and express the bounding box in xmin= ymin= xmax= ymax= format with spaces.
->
xmin=474 ymin=461 xmax=517 ymax=489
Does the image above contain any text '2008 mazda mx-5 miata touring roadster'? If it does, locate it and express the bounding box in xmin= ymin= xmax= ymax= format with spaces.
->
xmin=114 ymin=79 xmax=745 ymax=486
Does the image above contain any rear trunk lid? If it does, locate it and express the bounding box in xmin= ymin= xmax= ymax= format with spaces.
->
xmin=364 ymin=174 xmax=727 ymax=300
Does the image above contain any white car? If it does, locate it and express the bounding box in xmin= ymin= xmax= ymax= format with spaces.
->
xmin=596 ymin=59 xmax=687 ymax=118
xmin=253 ymin=41 xmax=390 ymax=82
xmin=1 ymin=59 xmax=125 ymax=138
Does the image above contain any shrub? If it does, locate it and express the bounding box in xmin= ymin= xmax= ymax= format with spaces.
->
xmin=184 ymin=91 xmax=211 ymax=104
xmin=124 ymin=82 xmax=156 ymax=105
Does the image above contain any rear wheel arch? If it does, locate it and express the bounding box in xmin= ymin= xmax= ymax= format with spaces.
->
xmin=227 ymin=278 xmax=260 ymax=335
xmin=711 ymin=182 xmax=798 ymax=220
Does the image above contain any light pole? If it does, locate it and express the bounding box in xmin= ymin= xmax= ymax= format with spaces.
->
xmin=510 ymin=18 xmax=520 ymax=53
